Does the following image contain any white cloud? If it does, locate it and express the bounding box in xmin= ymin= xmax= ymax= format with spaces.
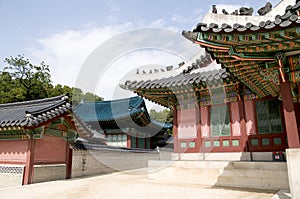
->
xmin=171 ymin=8 xmax=204 ymax=30
xmin=26 ymin=21 xmax=200 ymax=102
xmin=96 ymin=50 xmax=184 ymax=100
xmin=27 ymin=23 xmax=134 ymax=87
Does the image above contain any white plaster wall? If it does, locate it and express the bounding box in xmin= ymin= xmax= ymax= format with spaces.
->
xmin=0 ymin=165 xmax=24 ymax=188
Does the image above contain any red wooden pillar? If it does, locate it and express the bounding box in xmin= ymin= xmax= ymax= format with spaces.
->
xmin=196 ymin=105 xmax=202 ymax=150
xmin=173 ymin=108 xmax=178 ymax=152
xmin=127 ymin=134 xmax=131 ymax=148
xmin=238 ymin=100 xmax=248 ymax=152
xmin=23 ymin=136 xmax=35 ymax=185
xmin=65 ymin=143 xmax=72 ymax=179
xmin=244 ymin=100 xmax=257 ymax=135
xmin=281 ymin=82 xmax=300 ymax=148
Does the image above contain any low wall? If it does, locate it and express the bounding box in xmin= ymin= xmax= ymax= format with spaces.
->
xmin=148 ymin=160 xmax=289 ymax=190
xmin=0 ymin=165 xmax=24 ymax=188
xmin=72 ymin=147 xmax=160 ymax=178
xmin=33 ymin=164 xmax=66 ymax=183
xmin=286 ymin=148 xmax=300 ymax=199
xmin=172 ymin=152 xmax=275 ymax=161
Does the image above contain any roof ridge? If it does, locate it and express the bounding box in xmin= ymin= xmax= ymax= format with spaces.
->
xmin=191 ymin=0 xmax=300 ymax=34
xmin=79 ymin=96 xmax=142 ymax=104
xmin=0 ymin=94 xmax=68 ymax=108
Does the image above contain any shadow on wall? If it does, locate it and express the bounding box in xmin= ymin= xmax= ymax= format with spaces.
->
xmin=71 ymin=146 xmax=174 ymax=178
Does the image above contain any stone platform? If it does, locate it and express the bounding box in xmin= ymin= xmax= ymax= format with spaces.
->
xmin=148 ymin=160 xmax=289 ymax=190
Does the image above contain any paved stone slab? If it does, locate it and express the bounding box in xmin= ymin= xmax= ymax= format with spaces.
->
xmin=0 ymin=171 xmax=277 ymax=199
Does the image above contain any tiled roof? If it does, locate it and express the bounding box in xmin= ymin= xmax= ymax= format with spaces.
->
xmin=74 ymin=114 xmax=106 ymax=141
xmin=122 ymin=68 xmax=230 ymax=90
xmin=0 ymin=95 xmax=71 ymax=129
xmin=74 ymin=96 xmax=172 ymax=129
xmin=192 ymin=2 xmax=300 ymax=33
xmin=182 ymin=52 xmax=213 ymax=74
xmin=74 ymin=96 xmax=146 ymax=122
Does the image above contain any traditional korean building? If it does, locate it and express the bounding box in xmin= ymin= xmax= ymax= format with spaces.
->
xmin=0 ymin=95 xmax=76 ymax=187
xmin=74 ymin=96 xmax=172 ymax=149
xmin=122 ymin=0 xmax=300 ymax=156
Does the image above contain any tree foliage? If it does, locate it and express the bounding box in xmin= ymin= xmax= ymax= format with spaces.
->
xmin=0 ymin=55 xmax=103 ymax=105
xmin=4 ymin=55 xmax=51 ymax=100
xmin=149 ymin=109 xmax=173 ymax=123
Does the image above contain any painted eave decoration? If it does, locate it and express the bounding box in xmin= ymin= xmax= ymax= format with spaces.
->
xmin=182 ymin=1 xmax=300 ymax=100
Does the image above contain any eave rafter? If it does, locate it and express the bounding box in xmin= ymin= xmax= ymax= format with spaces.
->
xmin=182 ymin=28 xmax=292 ymax=97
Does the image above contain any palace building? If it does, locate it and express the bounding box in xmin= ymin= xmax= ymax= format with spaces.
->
xmin=122 ymin=0 xmax=300 ymax=157
xmin=74 ymin=96 xmax=172 ymax=149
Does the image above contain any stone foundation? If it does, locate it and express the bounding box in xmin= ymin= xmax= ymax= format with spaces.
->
xmin=286 ymin=148 xmax=300 ymax=199
xmin=148 ymin=160 xmax=289 ymax=190
xmin=172 ymin=152 xmax=275 ymax=161
xmin=33 ymin=164 xmax=66 ymax=183
xmin=72 ymin=149 xmax=160 ymax=178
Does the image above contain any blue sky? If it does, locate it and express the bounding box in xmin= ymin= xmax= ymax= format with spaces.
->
xmin=0 ymin=0 xmax=280 ymax=101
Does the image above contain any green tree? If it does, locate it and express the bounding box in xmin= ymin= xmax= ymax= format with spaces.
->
xmin=0 ymin=72 xmax=26 ymax=103
xmin=83 ymin=92 xmax=104 ymax=102
xmin=149 ymin=109 xmax=173 ymax=123
xmin=4 ymin=55 xmax=51 ymax=100
xmin=1 ymin=55 xmax=104 ymax=105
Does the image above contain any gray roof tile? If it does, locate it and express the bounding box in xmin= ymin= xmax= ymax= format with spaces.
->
xmin=0 ymin=95 xmax=71 ymax=129
xmin=191 ymin=2 xmax=300 ymax=34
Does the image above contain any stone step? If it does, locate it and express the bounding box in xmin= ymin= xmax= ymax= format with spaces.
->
xmin=148 ymin=160 xmax=288 ymax=190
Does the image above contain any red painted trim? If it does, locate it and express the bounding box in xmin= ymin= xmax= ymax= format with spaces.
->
xmin=33 ymin=161 xmax=66 ymax=165
xmin=194 ymin=40 xmax=274 ymax=61
xmin=0 ymin=161 xmax=26 ymax=164
xmin=63 ymin=115 xmax=76 ymax=130
xmin=201 ymin=137 xmax=243 ymax=153
xmin=248 ymin=133 xmax=288 ymax=152
xmin=194 ymin=40 xmax=229 ymax=50
xmin=278 ymin=60 xmax=286 ymax=83
xmin=231 ymin=55 xmax=274 ymax=61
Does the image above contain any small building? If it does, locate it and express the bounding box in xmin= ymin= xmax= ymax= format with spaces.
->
xmin=0 ymin=95 xmax=76 ymax=187
xmin=74 ymin=96 xmax=172 ymax=149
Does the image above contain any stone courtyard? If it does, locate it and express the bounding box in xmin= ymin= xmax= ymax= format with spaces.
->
xmin=0 ymin=171 xmax=288 ymax=199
